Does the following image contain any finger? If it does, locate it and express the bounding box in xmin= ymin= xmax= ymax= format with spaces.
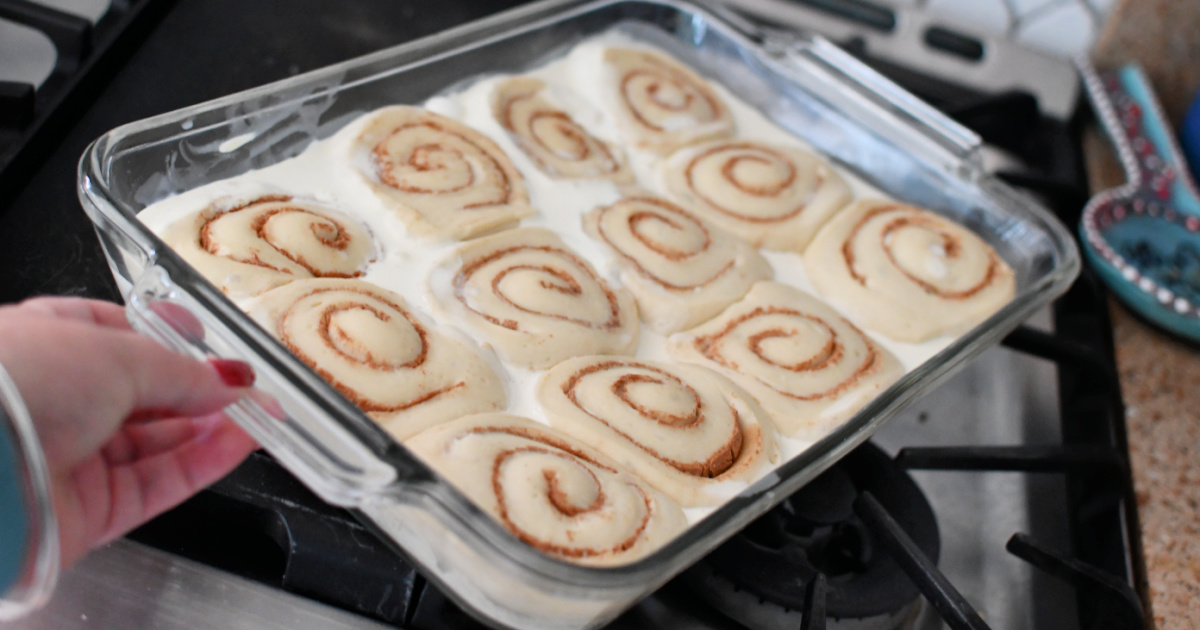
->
xmin=100 ymin=416 xmax=216 ymax=466
xmin=124 ymin=407 xmax=193 ymax=425
xmin=147 ymin=302 xmax=207 ymax=342
xmin=14 ymin=297 xmax=207 ymax=345
xmin=118 ymin=362 xmax=254 ymax=426
xmin=52 ymin=412 xmax=244 ymax=564
xmin=105 ymin=333 xmax=254 ymax=420
xmin=95 ymin=416 xmax=258 ymax=546
xmin=55 ymin=456 xmax=111 ymax=568
xmin=15 ymin=297 xmax=130 ymax=329
xmin=246 ymin=388 xmax=288 ymax=421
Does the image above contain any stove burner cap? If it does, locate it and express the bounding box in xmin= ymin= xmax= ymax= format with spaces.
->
xmin=682 ymin=441 xmax=939 ymax=630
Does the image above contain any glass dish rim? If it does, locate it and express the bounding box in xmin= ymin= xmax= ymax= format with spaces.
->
xmin=76 ymin=0 xmax=1082 ymax=586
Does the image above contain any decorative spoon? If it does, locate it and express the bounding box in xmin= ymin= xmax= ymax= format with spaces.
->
xmin=1079 ymin=59 xmax=1200 ymax=342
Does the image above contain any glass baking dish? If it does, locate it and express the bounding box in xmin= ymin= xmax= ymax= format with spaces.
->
xmin=76 ymin=0 xmax=1080 ymax=627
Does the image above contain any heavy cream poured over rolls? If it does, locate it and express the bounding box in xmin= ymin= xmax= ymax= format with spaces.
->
xmin=164 ymin=194 xmax=374 ymax=297
xmin=669 ymin=282 xmax=903 ymax=440
xmin=662 ymin=139 xmax=852 ymax=252
xmin=353 ymin=106 xmax=534 ymax=240
xmin=406 ymin=414 xmax=687 ymax=567
xmin=538 ymin=357 xmax=779 ymax=507
xmin=249 ymin=279 xmax=505 ymax=439
xmin=804 ymin=200 xmax=1016 ymax=342
xmin=432 ymin=227 xmax=639 ymax=369
xmin=583 ymin=195 xmax=771 ymax=333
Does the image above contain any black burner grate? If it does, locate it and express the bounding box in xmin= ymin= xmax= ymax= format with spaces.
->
xmin=685 ymin=441 xmax=938 ymax=628
xmin=0 ymin=0 xmax=179 ymax=213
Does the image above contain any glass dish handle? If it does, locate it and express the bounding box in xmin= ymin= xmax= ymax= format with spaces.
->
xmin=125 ymin=267 xmax=397 ymax=507
xmin=778 ymin=34 xmax=984 ymax=172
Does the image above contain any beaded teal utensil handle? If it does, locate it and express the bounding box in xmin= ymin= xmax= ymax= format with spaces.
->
xmin=1079 ymin=59 xmax=1200 ymax=341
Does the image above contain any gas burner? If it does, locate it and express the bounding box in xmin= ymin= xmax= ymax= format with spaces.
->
xmin=682 ymin=441 xmax=938 ymax=630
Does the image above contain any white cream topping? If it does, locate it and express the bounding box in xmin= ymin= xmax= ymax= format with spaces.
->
xmin=137 ymin=34 xmax=954 ymax=525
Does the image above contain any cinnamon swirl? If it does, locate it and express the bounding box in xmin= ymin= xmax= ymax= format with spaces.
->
xmin=804 ymin=200 xmax=1016 ymax=342
xmin=662 ymin=139 xmax=852 ymax=252
xmin=583 ymin=195 xmax=771 ymax=333
xmin=163 ymin=194 xmax=374 ymax=297
xmin=538 ymin=357 xmax=779 ymax=507
xmin=432 ymin=227 xmax=639 ymax=369
xmin=248 ymin=278 xmax=506 ymax=440
xmin=602 ymin=47 xmax=734 ymax=154
xmin=668 ymin=282 xmax=902 ymax=440
xmin=406 ymin=414 xmax=688 ymax=567
xmin=492 ymin=76 xmax=633 ymax=183
xmin=353 ymin=106 xmax=534 ymax=240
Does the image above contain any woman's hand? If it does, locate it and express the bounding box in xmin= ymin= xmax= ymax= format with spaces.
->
xmin=0 ymin=297 xmax=258 ymax=568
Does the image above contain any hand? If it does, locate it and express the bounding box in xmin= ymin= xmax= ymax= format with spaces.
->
xmin=0 ymin=297 xmax=258 ymax=568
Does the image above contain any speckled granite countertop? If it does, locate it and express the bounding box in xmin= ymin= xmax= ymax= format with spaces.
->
xmin=1110 ymin=303 xmax=1200 ymax=629
xmin=1087 ymin=2 xmax=1200 ymax=626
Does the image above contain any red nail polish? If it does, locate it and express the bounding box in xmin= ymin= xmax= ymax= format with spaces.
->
xmin=211 ymin=359 xmax=255 ymax=388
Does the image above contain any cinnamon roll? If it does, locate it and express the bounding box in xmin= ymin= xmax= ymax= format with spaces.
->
xmin=248 ymin=278 xmax=506 ymax=440
xmin=537 ymin=357 xmax=779 ymax=507
xmin=583 ymin=195 xmax=771 ymax=333
xmin=432 ymin=227 xmax=639 ymax=369
xmin=602 ymin=47 xmax=734 ymax=155
xmin=492 ymin=76 xmax=633 ymax=183
xmin=804 ymin=200 xmax=1016 ymax=342
xmin=406 ymin=414 xmax=688 ymax=567
xmin=163 ymin=194 xmax=374 ymax=297
xmin=662 ymin=139 xmax=853 ymax=252
xmin=353 ymin=106 xmax=534 ymax=240
xmin=668 ymin=282 xmax=902 ymax=440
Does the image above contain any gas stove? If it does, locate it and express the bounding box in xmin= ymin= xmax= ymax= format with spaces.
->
xmin=0 ymin=1 xmax=1147 ymax=629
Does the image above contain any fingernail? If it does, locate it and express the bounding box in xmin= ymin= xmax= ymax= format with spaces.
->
xmin=211 ymin=359 xmax=255 ymax=388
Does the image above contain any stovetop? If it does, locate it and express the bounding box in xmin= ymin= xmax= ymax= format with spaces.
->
xmin=0 ymin=1 xmax=1147 ymax=629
